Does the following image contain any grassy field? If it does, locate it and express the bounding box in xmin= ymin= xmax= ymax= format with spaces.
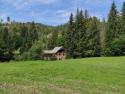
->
xmin=0 ymin=57 xmax=125 ymax=94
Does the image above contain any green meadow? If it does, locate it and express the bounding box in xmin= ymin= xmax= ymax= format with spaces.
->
xmin=0 ymin=57 xmax=125 ymax=94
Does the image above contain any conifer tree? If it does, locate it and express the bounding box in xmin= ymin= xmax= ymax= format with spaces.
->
xmin=20 ymin=24 xmax=28 ymax=53
xmin=85 ymin=9 xmax=89 ymax=19
xmin=74 ymin=9 xmax=81 ymax=57
xmin=64 ymin=13 xmax=74 ymax=58
xmin=105 ymin=1 xmax=118 ymax=55
xmin=106 ymin=1 xmax=118 ymax=45
xmin=100 ymin=18 xmax=106 ymax=49
xmin=1 ymin=27 xmax=14 ymax=58
xmin=121 ymin=2 xmax=125 ymax=35
xmin=111 ymin=1 xmax=125 ymax=55
xmin=30 ymin=21 xmax=38 ymax=42
xmin=78 ymin=10 xmax=87 ymax=57
xmin=86 ymin=17 xmax=100 ymax=56
xmin=74 ymin=9 xmax=86 ymax=57
xmin=48 ymin=31 xmax=58 ymax=49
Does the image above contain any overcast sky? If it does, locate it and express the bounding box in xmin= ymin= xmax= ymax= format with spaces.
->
xmin=0 ymin=0 xmax=124 ymax=26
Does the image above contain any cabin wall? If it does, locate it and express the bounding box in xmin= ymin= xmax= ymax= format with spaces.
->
xmin=55 ymin=51 xmax=66 ymax=60
xmin=42 ymin=49 xmax=66 ymax=60
xmin=42 ymin=54 xmax=55 ymax=60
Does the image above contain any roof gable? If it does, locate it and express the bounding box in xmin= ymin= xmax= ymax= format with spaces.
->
xmin=43 ymin=46 xmax=64 ymax=54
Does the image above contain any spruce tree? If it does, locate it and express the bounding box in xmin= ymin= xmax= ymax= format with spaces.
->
xmin=74 ymin=9 xmax=81 ymax=57
xmin=86 ymin=17 xmax=100 ymax=56
xmin=79 ymin=10 xmax=87 ymax=57
xmin=74 ymin=9 xmax=86 ymax=58
xmin=105 ymin=1 xmax=118 ymax=55
xmin=64 ymin=13 xmax=74 ymax=58
xmin=112 ymin=1 xmax=125 ymax=55
xmin=85 ymin=9 xmax=89 ymax=19
xmin=121 ymin=2 xmax=125 ymax=35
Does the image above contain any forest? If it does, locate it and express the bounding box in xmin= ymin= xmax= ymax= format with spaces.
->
xmin=0 ymin=1 xmax=125 ymax=61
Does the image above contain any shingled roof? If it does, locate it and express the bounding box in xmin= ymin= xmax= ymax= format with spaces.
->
xmin=43 ymin=46 xmax=64 ymax=54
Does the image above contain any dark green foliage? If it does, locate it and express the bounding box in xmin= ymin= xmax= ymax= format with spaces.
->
xmin=0 ymin=20 xmax=54 ymax=61
xmin=47 ymin=31 xmax=58 ymax=49
xmin=105 ymin=1 xmax=119 ymax=56
xmin=85 ymin=17 xmax=101 ymax=57
xmin=64 ymin=13 xmax=75 ymax=58
xmin=111 ymin=36 xmax=125 ymax=55
xmin=105 ymin=1 xmax=118 ymax=46
xmin=73 ymin=9 xmax=87 ymax=58
xmin=108 ymin=1 xmax=125 ymax=56
xmin=29 ymin=21 xmax=38 ymax=42
xmin=103 ymin=1 xmax=125 ymax=56
xmin=19 ymin=22 xmax=38 ymax=54
xmin=78 ymin=10 xmax=87 ymax=57
xmin=121 ymin=2 xmax=125 ymax=35
xmin=0 ymin=26 xmax=14 ymax=59
xmin=100 ymin=18 xmax=106 ymax=49
xmin=1 ymin=1 xmax=125 ymax=61
xmin=20 ymin=24 xmax=29 ymax=53
xmin=65 ymin=9 xmax=101 ymax=58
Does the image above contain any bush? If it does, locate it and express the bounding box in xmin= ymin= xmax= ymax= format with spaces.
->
xmin=15 ymin=40 xmax=44 ymax=61
xmin=102 ymin=36 xmax=125 ymax=56
xmin=101 ymin=48 xmax=113 ymax=56
xmin=84 ymin=50 xmax=95 ymax=57
xmin=14 ymin=52 xmax=30 ymax=61
xmin=111 ymin=37 xmax=125 ymax=56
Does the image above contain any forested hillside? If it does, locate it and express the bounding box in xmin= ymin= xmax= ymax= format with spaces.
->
xmin=1 ymin=1 xmax=125 ymax=61
xmin=0 ymin=20 xmax=67 ymax=61
xmin=65 ymin=1 xmax=125 ymax=58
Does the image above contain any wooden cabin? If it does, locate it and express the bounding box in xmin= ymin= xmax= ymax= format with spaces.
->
xmin=42 ymin=46 xmax=66 ymax=60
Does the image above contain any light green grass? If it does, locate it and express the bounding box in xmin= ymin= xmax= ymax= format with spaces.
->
xmin=0 ymin=57 xmax=125 ymax=94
